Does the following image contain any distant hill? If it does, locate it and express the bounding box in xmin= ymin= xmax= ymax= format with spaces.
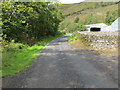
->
xmin=58 ymin=2 xmax=119 ymax=32
xmin=60 ymin=2 xmax=118 ymax=16
xmin=60 ymin=2 xmax=119 ymax=23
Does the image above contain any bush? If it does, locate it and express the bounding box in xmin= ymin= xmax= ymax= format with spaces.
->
xmin=59 ymin=20 xmax=87 ymax=33
xmin=84 ymin=14 xmax=97 ymax=24
xmin=2 ymin=2 xmax=64 ymax=44
xmin=76 ymin=24 xmax=87 ymax=31
xmin=66 ymin=23 xmax=78 ymax=32
xmin=74 ymin=17 xmax=79 ymax=23
xmin=105 ymin=11 xmax=118 ymax=25
xmin=58 ymin=20 xmax=77 ymax=32
xmin=68 ymin=33 xmax=78 ymax=41
xmin=3 ymin=40 xmax=27 ymax=52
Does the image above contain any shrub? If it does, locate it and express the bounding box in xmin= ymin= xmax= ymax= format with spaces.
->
xmin=59 ymin=20 xmax=87 ymax=33
xmin=68 ymin=33 xmax=78 ymax=41
xmin=66 ymin=23 xmax=78 ymax=32
xmin=2 ymin=2 xmax=64 ymax=44
xmin=3 ymin=40 xmax=27 ymax=52
xmin=105 ymin=10 xmax=118 ymax=25
xmin=74 ymin=17 xmax=79 ymax=23
xmin=76 ymin=24 xmax=87 ymax=31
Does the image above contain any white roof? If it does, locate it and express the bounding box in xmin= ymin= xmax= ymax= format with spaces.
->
xmin=85 ymin=23 xmax=108 ymax=28
xmin=111 ymin=17 xmax=119 ymax=30
xmin=101 ymin=17 xmax=120 ymax=32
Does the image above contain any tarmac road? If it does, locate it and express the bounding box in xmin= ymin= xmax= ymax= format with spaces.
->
xmin=2 ymin=34 xmax=118 ymax=88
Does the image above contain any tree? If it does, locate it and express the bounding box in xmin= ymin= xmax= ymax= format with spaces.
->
xmin=74 ymin=17 xmax=79 ymax=23
xmin=77 ymin=23 xmax=86 ymax=31
xmin=2 ymin=2 xmax=64 ymax=44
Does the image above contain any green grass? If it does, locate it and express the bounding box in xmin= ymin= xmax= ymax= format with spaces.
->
xmin=2 ymin=34 xmax=64 ymax=77
xmin=62 ymin=3 xmax=118 ymax=22
xmin=60 ymin=2 xmax=97 ymax=15
xmin=59 ymin=2 xmax=118 ymax=32
xmin=68 ymin=33 xmax=77 ymax=41
xmin=60 ymin=2 xmax=118 ymax=16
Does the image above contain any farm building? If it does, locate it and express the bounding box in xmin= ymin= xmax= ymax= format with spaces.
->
xmin=101 ymin=17 xmax=120 ymax=32
xmin=85 ymin=23 xmax=108 ymax=32
xmin=85 ymin=17 xmax=120 ymax=32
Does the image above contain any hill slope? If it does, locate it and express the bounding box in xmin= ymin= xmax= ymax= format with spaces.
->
xmin=60 ymin=2 xmax=118 ymax=16
xmin=59 ymin=2 xmax=119 ymax=32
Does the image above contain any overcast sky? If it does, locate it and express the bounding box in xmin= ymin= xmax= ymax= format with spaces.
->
xmin=59 ymin=0 xmax=85 ymax=4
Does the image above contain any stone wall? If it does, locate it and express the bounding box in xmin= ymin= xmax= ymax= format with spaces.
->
xmin=77 ymin=31 xmax=119 ymax=51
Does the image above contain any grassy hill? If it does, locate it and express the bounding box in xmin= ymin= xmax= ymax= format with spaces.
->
xmin=60 ymin=2 xmax=118 ymax=16
xmin=59 ymin=2 xmax=119 ymax=32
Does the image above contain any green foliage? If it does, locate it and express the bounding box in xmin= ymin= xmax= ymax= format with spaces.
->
xmin=59 ymin=2 xmax=118 ymax=33
xmin=74 ymin=17 xmax=79 ymax=23
xmin=69 ymin=33 xmax=90 ymax=47
xmin=60 ymin=2 xmax=118 ymax=16
xmin=66 ymin=23 xmax=78 ymax=32
xmin=76 ymin=24 xmax=86 ymax=31
xmin=2 ymin=2 xmax=64 ymax=44
xmin=4 ymin=42 xmax=27 ymax=51
xmin=2 ymin=45 xmax=42 ymax=77
xmin=2 ymin=34 xmax=27 ymax=51
xmin=84 ymin=14 xmax=97 ymax=24
xmin=1 ymin=2 xmax=65 ymax=77
xmin=105 ymin=10 xmax=118 ymax=25
xmin=94 ymin=2 xmax=117 ymax=8
xmin=68 ymin=33 xmax=78 ymax=41
xmin=58 ymin=20 xmax=70 ymax=31
xmin=59 ymin=19 xmax=87 ymax=33
xmin=2 ymin=33 xmax=64 ymax=77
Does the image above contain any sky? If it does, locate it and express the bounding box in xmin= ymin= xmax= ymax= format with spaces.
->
xmin=59 ymin=0 xmax=85 ymax=4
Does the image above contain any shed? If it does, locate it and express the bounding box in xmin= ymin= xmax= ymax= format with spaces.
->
xmin=85 ymin=23 xmax=108 ymax=32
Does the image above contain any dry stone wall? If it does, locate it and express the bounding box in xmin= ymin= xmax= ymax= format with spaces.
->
xmin=78 ymin=31 xmax=119 ymax=51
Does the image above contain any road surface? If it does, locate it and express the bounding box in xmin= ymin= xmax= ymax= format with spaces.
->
xmin=2 ymin=34 xmax=118 ymax=88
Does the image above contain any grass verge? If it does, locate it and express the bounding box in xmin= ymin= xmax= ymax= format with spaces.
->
xmin=2 ymin=34 xmax=64 ymax=77
xmin=68 ymin=33 xmax=118 ymax=56
xmin=68 ymin=33 xmax=89 ymax=49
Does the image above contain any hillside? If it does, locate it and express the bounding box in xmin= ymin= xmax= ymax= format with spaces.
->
xmin=60 ymin=2 xmax=118 ymax=16
xmin=59 ymin=2 xmax=119 ymax=32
